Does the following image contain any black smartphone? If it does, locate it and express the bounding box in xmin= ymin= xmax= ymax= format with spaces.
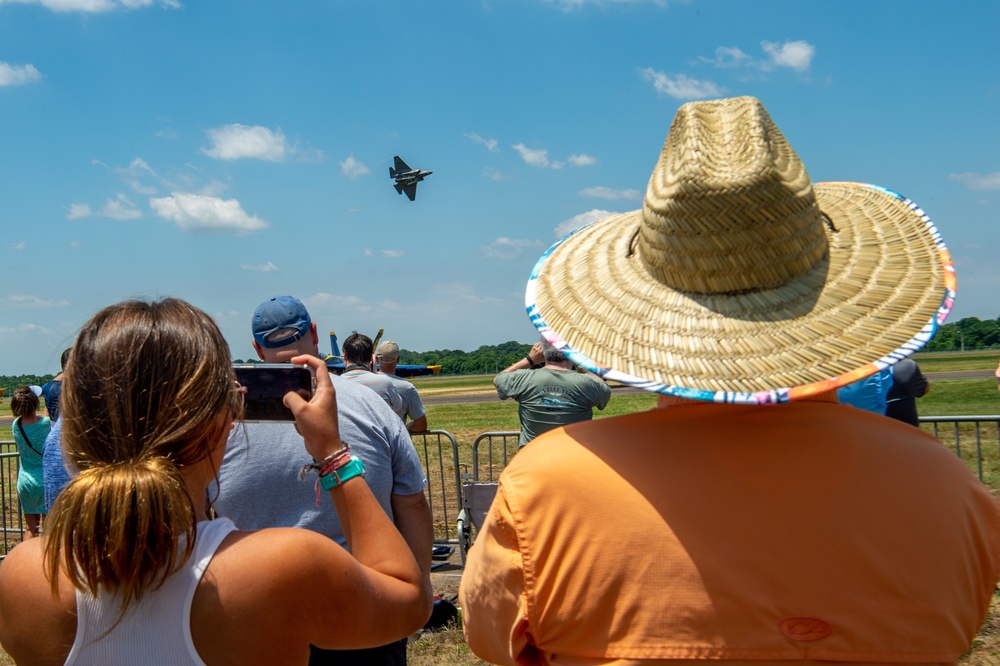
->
xmin=233 ymin=363 xmax=314 ymax=422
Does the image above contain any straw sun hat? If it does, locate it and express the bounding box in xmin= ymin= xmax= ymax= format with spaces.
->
xmin=526 ymin=96 xmax=955 ymax=403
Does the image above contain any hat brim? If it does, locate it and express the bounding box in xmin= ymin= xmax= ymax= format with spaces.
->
xmin=527 ymin=183 xmax=955 ymax=404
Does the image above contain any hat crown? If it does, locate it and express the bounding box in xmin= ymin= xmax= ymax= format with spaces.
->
xmin=639 ymin=96 xmax=827 ymax=295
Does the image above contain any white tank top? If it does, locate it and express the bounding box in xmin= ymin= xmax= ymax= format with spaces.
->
xmin=65 ymin=518 xmax=237 ymax=666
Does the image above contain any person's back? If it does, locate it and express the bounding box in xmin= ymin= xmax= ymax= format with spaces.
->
xmin=495 ymin=340 xmax=612 ymax=447
xmin=341 ymin=331 xmax=404 ymax=417
xmin=496 ymin=367 xmax=611 ymax=446
xmin=41 ymin=348 xmax=71 ymax=421
xmin=462 ymin=398 xmax=1000 ymax=664
xmin=459 ymin=96 xmax=998 ymax=665
xmin=65 ymin=518 xmax=236 ymax=665
xmin=886 ymin=358 xmax=930 ymax=427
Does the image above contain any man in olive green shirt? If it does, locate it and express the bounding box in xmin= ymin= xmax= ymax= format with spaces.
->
xmin=495 ymin=339 xmax=611 ymax=447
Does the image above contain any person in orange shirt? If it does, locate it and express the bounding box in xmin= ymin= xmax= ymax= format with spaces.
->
xmin=459 ymin=96 xmax=1000 ymax=666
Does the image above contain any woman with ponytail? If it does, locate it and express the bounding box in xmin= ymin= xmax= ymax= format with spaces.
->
xmin=0 ymin=298 xmax=431 ymax=665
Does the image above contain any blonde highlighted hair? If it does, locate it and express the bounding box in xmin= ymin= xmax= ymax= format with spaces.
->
xmin=44 ymin=298 xmax=241 ymax=608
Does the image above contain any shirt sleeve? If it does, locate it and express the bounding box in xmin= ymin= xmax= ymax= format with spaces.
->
xmin=590 ymin=376 xmax=613 ymax=410
xmin=388 ymin=417 xmax=427 ymax=496
xmin=459 ymin=482 xmax=542 ymax=666
xmin=494 ymin=370 xmax=526 ymax=401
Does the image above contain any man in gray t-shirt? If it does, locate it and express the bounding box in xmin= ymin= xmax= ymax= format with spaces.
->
xmin=495 ymin=338 xmax=612 ymax=448
xmin=215 ymin=295 xmax=432 ymax=666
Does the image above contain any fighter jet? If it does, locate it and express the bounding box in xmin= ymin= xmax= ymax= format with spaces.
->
xmin=389 ymin=155 xmax=432 ymax=201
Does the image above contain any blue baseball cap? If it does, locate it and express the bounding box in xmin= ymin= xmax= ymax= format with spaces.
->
xmin=252 ymin=295 xmax=312 ymax=348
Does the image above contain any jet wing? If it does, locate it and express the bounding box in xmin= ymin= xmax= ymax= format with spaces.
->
xmin=403 ymin=183 xmax=418 ymax=201
xmin=393 ymin=156 xmax=411 ymax=174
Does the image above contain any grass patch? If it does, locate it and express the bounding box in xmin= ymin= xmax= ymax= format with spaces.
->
xmin=915 ymin=350 xmax=1000 ymax=373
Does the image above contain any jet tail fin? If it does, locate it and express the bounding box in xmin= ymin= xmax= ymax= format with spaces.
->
xmin=329 ymin=331 xmax=341 ymax=359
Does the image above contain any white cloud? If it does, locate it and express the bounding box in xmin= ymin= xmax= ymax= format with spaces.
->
xmin=240 ymin=261 xmax=279 ymax=272
xmin=149 ymin=193 xmax=268 ymax=234
xmin=202 ymin=124 xmax=290 ymax=161
xmin=116 ymin=157 xmax=160 ymax=195
xmin=0 ymin=0 xmax=180 ymax=12
xmin=8 ymin=241 xmax=26 ymax=251
xmin=512 ymin=144 xmax=551 ymax=168
xmin=4 ymin=295 xmax=70 ymax=308
xmin=698 ymin=46 xmax=752 ymax=69
xmin=948 ymin=172 xmax=1000 ymax=191
xmin=464 ymin=132 xmax=499 ymax=152
xmin=100 ymin=193 xmax=142 ymax=220
xmin=566 ymin=154 xmax=597 ymax=167
xmin=480 ymin=237 xmax=544 ymax=259
xmin=0 ymin=322 xmax=52 ymax=335
xmin=555 ymin=209 xmax=617 ymax=237
xmin=341 ymin=155 xmax=371 ymax=179
xmin=430 ymin=283 xmax=506 ymax=307
xmin=0 ymin=62 xmax=41 ymax=86
xmin=483 ymin=167 xmax=507 ymax=181
xmin=69 ymin=240 xmax=80 ymax=248
xmin=363 ymin=248 xmax=374 ymax=257
xmin=579 ymin=186 xmax=641 ymax=200
xmin=639 ymin=68 xmax=724 ymax=99
xmin=761 ymin=40 xmax=815 ymax=72
xmin=67 ymin=203 xmax=94 ymax=219
xmin=381 ymin=249 xmax=404 ymax=258
xmin=513 ymin=144 xmax=596 ymax=169
xmin=302 ymin=292 xmax=379 ymax=313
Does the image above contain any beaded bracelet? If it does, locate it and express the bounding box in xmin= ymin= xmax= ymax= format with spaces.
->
xmin=299 ymin=444 xmax=351 ymax=481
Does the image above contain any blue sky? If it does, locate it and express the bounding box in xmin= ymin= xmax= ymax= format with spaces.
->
xmin=1 ymin=0 xmax=998 ymax=375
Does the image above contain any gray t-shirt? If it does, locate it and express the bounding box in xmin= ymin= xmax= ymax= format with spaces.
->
xmin=495 ymin=367 xmax=612 ymax=447
xmin=213 ymin=372 xmax=426 ymax=548
xmin=384 ymin=372 xmax=427 ymax=423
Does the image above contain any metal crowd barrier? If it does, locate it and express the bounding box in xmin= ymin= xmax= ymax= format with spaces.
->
xmin=1 ymin=443 xmax=22 ymax=559
xmin=2 ymin=418 xmax=997 ymax=560
xmin=920 ymin=416 xmax=1000 ymax=483
xmin=409 ymin=429 xmax=462 ymax=544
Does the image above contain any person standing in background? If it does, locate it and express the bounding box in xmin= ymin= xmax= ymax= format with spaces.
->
xmin=40 ymin=348 xmax=71 ymax=421
xmin=10 ymin=386 xmax=50 ymax=539
xmin=885 ymin=358 xmax=930 ymax=427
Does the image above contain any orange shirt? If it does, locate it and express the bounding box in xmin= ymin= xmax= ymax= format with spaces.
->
xmin=460 ymin=397 xmax=1000 ymax=665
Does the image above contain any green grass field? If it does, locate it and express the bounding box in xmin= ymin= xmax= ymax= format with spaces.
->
xmin=1 ymin=352 xmax=999 ymax=665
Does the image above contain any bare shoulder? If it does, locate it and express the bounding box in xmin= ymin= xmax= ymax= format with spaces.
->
xmin=210 ymin=527 xmax=355 ymax=586
xmin=0 ymin=538 xmax=77 ymax=663
xmin=191 ymin=527 xmax=363 ymax=662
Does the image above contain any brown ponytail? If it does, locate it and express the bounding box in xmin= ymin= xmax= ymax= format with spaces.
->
xmin=44 ymin=298 xmax=241 ymax=608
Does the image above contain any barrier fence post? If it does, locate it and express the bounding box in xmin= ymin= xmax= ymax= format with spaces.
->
xmin=410 ymin=430 xmax=462 ymax=545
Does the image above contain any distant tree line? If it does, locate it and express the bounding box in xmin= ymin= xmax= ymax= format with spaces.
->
xmin=0 ymin=374 xmax=54 ymax=398
xmin=924 ymin=317 xmax=1000 ymax=352
xmin=235 ymin=340 xmax=536 ymax=376
xmin=396 ymin=341 xmax=534 ymax=375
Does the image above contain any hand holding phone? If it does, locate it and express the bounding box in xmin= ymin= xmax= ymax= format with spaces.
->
xmin=283 ymin=354 xmax=344 ymax=462
xmin=233 ymin=363 xmax=314 ymax=421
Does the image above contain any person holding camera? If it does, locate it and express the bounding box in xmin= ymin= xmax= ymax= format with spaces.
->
xmin=0 ymin=298 xmax=431 ymax=665
xmin=494 ymin=338 xmax=611 ymax=448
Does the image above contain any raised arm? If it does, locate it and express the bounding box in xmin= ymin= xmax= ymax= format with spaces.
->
xmin=283 ymin=354 xmax=431 ymax=647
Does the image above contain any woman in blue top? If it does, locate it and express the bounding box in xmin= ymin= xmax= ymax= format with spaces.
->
xmin=10 ymin=385 xmax=51 ymax=539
